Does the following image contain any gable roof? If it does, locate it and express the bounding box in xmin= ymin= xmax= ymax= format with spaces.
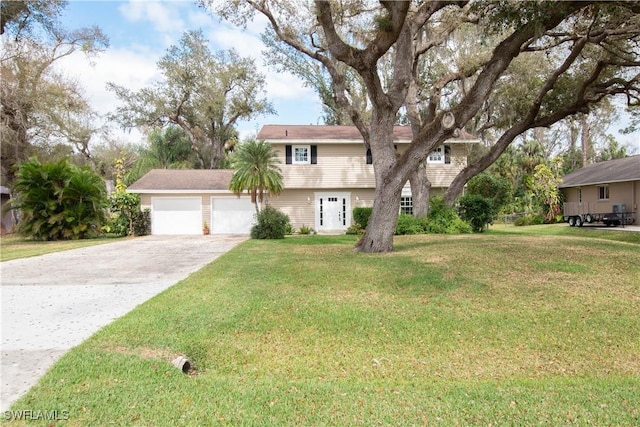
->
xmin=559 ymin=155 xmax=640 ymax=188
xmin=256 ymin=124 xmax=478 ymax=143
xmin=127 ymin=169 xmax=233 ymax=193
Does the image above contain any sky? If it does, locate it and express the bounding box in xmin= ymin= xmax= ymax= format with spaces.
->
xmin=56 ymin=1 xmax=639 ymax=152
xmin=56 ymin=0 xmax=323 ymax=145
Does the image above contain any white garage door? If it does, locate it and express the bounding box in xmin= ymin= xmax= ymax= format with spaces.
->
xmin=152 ymin=197 xmax=202 ymax=235
xmin=211 ymin=197 xmax=255 ymax=234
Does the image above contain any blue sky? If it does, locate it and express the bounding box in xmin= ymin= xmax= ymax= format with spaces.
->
xmin=57 ymin=0 xmax=322 ymax=144
xmin=57 ymin=1 xmax=638 ymax=152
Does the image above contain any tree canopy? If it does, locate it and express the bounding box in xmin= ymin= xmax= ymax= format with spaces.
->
xmin=108 ymin=30 xmax=274 ymax=170
xmin=209 ymin=0 xmax=640 ymax=252
xmin=1 ymin=0 xmax=108 ymax=185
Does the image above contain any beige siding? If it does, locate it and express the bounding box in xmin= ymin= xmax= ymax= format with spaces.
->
xmin=267 ymin=189 xmax=316 ymax=230
xmin=425 ymin=144 xmax=468 ymax=188
xmin=268 ymin=188 xmax=377 ymax=231
xmin=273 ymin=142 xmax=468 ymax=189
xmin=562 ymin=180 xmax=639 ymax=213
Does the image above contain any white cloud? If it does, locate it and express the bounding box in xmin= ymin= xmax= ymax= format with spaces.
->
xmin=118 ymin=1 xmax=185 ymax=34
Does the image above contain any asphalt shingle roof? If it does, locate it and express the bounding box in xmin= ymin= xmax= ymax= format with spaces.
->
xmin=127 ymin=169 xmax=233 ymax=191
xmin=256 ymin=124 xmax=477 ymax=142
xmin=559 ymin=155 xmax=640 ymax=188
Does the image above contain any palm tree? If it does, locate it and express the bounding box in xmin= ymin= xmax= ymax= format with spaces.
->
xmin=229 ymin=139 xmax=283 ymax=214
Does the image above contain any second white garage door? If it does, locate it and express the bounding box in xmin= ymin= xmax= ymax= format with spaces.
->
xmin=152 ymin=197 xmax=202 ymax=235
xmin=211 ymin=197 xmax=255 ymax=234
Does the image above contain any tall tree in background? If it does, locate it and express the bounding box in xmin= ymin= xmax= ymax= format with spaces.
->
xmin=125 ymin=126 xmax=196 ymax=185
xmin=212 ymin=1 xmax=640 ymax=253
xmin=1 ymin=0 xmax=108 ymax=185
xmin=108 ymin=30 xmax=274 ymax=170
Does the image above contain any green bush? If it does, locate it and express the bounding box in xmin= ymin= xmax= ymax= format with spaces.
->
xmin=423 ymin=196 xmax=472 ymax=234
xmin=395 ymin=214 xmax=425 ymax=235
xmin=10 ymin=158 xmax=107 ymax=240
xmin=353 ymin=207 xmax=372 ymax=229
xmin=467 ymin=172 xmax=513 ymax=215
xmin=345 ymin=223 xmax=364 ymax=235
xmin=133 ymin=209 xmax=151 ymax=236
xmin=284 ymin=223 xmax=295 ymax=235
xmin=514 ymin=214 xmax=546 ymax=226
xmin=251 ymin=206 xmax=290 ymax=239
xmin=458 ymin=194 xmax=494 ymax=232
xmin=109 ymin=192 xmax=143 ymax=237
xmin=298 ymin=224 xmax=314 ymax=235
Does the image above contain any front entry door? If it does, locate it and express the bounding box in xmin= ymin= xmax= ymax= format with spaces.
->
xmin=316 ymin=192 xmax=351 ymax=232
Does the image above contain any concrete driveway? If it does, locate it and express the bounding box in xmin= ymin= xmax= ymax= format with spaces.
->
xmin=0 ymin=234 xmax=247 ymax=411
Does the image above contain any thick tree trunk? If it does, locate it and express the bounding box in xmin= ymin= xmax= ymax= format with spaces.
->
xmin=409 ymin=162 xmax=430 ymax=217
xmin=356 ymin=182 xmax=403 ymax=253
xmin=356 ymin=116 xmax=406 ymax=253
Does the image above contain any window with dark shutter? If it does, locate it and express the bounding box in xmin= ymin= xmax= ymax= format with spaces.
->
xmin=444 ymin=145 xmax=451 ymax=164
xmin=311 ymin=145 xmax=317 ymax=164
xmin=285 ymin=145 xmax=292 ymax=164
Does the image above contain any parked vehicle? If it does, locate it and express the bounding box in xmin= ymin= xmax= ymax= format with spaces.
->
xmin=563 ymin=202 xmax=636 ymax=227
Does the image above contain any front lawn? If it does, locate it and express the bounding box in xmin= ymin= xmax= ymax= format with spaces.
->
xmin=8 ymin=230 xmax=640 ymax=425
xmin=0 ymin=234 xmax=124 ymax=262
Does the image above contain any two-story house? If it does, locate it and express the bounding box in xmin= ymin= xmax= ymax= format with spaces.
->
xmin=128 ymin=124 xmax=478 ymax=235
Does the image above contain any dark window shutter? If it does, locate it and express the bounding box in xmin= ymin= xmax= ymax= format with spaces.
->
xmin=285 ymin=145 xmax=292 ymax=164
xmin=366 ymin=148 xmax=372 ymax=164
xmin=444 ymin=145 xmax=451 ymax=164
xmin=311 ymin=145 xmax=317 ymax=164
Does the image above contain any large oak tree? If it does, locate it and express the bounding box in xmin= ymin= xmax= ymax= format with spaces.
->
xmin=108 ymin=30 xmax=274 ymax=169
xmin=210 ymin=1 xmax=640 ymax=252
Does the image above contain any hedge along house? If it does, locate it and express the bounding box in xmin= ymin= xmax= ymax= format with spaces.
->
xmin=127 ymin=169 xmax=255 ymax=235
xmin=255 ymin=125 xmax=479 ymax=233
xmin=559 ymin=155 xmax=640 ymax=226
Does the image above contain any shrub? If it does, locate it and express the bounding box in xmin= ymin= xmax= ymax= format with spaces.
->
xmin=395 ymin=214 xmax=425 ymax=235
xmin=345 ymin=223 xmax=364 ymax=235
xmin=10 ymin=158 xmax=107 ymax=240
xmin=458 ymin=194 xmax=494 ymax=232
xmin=251 ymin=205 xmax=290 ymax=239
xmin=109 ymin=192 xmax=143 ymax=237
xmin=467 ymin=172 xmax=513 ymax=215
xmin=353 ymin=207 xmax=372 ymax=229
xmin=422 ymin=195 xmax=472 ymax=234
xmin=514 ymin=214 xmax=546 ymax=226
xmin=133 ymin=209 xmax=151 ymax=236
xmin=284 ymin=223 xmax=295 ymax=235
xmin=298 ymin=224 xmax=314 ymax=235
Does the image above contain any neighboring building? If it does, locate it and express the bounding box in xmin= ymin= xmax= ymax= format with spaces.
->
xmin=128 ymin=125 xmax=478 ymax=235
xmin=1 ymin=186 xmax=15 ymax=235
xmin=559 ymin=155 xmax=640 ymax=226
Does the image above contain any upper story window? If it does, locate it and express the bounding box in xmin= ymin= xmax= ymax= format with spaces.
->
xmin=598 ymin=185 xmax=609 ymax=200
xmin=427 ymin=145 xmax=451 ymax=164
xmin=285 ymin=145 xmax=317 ymax=165
xmin=293 ymin=145 xmax=309 ymax=164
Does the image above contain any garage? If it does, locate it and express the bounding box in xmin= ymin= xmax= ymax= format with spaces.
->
xmin=151 ymin=197 xmax=202 ymax=235
xmin=211 ymin=197 xmax=255 ymax=234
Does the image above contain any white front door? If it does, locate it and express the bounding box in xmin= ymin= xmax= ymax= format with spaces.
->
xmin=315 ymin=192 xmax=351 ymax=232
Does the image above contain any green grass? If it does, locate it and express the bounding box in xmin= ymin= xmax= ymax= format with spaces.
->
xmin=7 ymin=228 xmax=640 ymax=426
xmin=0 ymin=234 xmax=125 ymax=261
